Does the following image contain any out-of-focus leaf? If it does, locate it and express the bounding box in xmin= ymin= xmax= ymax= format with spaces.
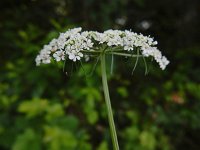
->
xmin=18 ymin=99 xmax=49 ymax=118
xmin=43 ymin=126 xmax=77 ymax=150
xmin=12 ymin=129 xmax=41 ymax=150
xmin=139 ymin=131 xmax=156 ymax=150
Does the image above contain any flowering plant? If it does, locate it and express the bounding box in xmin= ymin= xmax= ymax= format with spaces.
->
xmin=36 ymin=27 xmax=169 ymax=69
xmin=36 ymin=27 xmax=169 ymax=150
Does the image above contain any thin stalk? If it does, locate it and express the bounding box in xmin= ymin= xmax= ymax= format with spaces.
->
xmin=107 ymin=52 xmax=143 ymax=57
xmin=100 ymin=53 xmax=119 ymax=150
xmin=81 ymin=50 xmax=101 ymax=53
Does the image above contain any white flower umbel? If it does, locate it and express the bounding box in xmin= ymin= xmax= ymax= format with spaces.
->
xmin=36 ymin=27 xmax=169 ymax=70
xmin=36 ymin=27 xmax=170 ymax=150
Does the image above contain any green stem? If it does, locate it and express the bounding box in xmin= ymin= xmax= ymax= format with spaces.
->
xmin=107 ymin=52 xmax=143 ymax=57
xmin=100 ymin=53 xmax=119 ymax=150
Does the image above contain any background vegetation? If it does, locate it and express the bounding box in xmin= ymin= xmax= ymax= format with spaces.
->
xmin=0 ymin=0 xmax=200 ymax=149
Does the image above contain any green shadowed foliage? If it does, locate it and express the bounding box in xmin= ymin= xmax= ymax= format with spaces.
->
xmin=0 ymin=0 xmax=200 ymax=149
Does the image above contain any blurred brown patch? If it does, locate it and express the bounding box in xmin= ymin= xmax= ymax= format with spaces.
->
xmin=171 ymin=93 xmax=185 ymax=104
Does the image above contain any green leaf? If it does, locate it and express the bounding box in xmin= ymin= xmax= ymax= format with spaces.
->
xmin=43 ymin=126 xmax=77 ymax=150
xmin=45 ymin=103 xmax=65 ymax=121
xmin=87 ymin=110 xmax=98 ymax=124
xmin=117 ymin=87 xmax=128 ymax=98
xmin=139 ymin=131 xmax=156 ymax=150
xmin=97 ymin=141 xmax=109 ymax=150
xmin=18 ymin=99 xmax=49 ymax=118
xmin=12 ymin=129 xmax=41 ymax=150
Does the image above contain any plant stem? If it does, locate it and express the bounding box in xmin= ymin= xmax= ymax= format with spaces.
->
xmin=107 ymin=52 xmax=143 ymax=57
xmin=100 ymin=52 xmax=119 ymax=150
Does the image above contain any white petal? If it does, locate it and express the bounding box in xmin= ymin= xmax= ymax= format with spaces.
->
xmin=69 ymin=54 xmax=75 ymax=60
xmin=76 ymin=56 xmax=80 ymax=60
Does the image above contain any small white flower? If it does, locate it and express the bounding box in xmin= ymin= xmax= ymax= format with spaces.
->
xmin=68 ymin=50 xmax=83 ymax=62
xmin=35 ymin=55 xmax=42 ymax=66
xmin=159 ymin=56 xmax=170 ymax=70
xmin=53 ymin=50 xmax=65 ymax=61
xmin=57 ymin=34 xmax=66 ymax=50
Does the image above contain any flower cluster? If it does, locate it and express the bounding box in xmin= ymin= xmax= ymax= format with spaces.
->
xmin=36 ymin=27 xmax=169 ymax=70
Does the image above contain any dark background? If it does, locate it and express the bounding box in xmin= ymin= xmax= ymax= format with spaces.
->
xmin=0 ymin=0 xmax=200 ymax=150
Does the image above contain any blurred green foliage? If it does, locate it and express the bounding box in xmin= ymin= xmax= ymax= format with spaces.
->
xmin=0 ymin=0 xmax=200 ymax=150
